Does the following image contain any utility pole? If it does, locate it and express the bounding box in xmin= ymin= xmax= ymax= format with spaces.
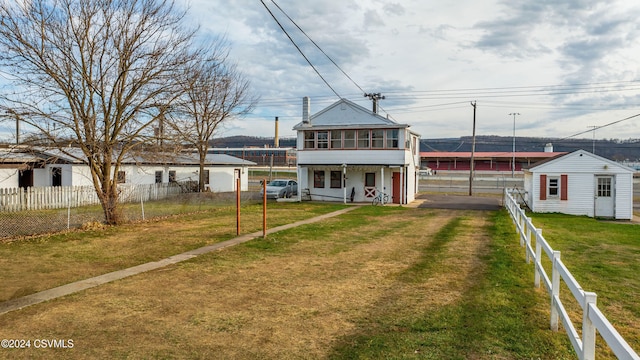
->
xmin=364 ymin=93 xmax=385 ymax=114
xmin=469 ymin=101 xmax=477 ymax=196
xmin=509 ymin=112 xmax=520 ymax=178
xmin=588 ymin=125 xmax=597 ymax=154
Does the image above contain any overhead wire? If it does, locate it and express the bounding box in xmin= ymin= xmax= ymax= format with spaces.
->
xmin=259 ymin=0 xmax=342 ymax=98
xmin=269 ymin=0 xmax=367 ymax=95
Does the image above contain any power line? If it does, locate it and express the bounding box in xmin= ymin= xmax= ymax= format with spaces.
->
xmin=260 ymin=0 xmax=341 ymax=98
xmin=559 ymin=112 xmax=640 ymax=140
xmin=269 ymin=0 xmax=366 ymax=95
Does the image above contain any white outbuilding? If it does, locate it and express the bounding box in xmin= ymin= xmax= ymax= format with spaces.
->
xmin=523 ymin=150 xmax=635 ymax=219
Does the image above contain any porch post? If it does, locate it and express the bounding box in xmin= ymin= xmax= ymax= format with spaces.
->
xmin=380 ymin=166 xmax=385 ymax=205
xmin=342 ymin=163 xmax=347 ymax=204
xmin=400 ymin=165 xmax=404 ymax=205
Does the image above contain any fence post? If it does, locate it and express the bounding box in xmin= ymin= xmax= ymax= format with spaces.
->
xmin=525 ymin=217 xmax=532 ymax=264
xmin=582 ymin=292 xmax=597 ymax=360
xmin=534 ymin=229 xmax=542 ymax=288
xmin=550 ymin=250 xmax=561 ymax=331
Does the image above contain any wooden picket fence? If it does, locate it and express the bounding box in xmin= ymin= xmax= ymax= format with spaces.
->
xmin=504 ymin=189 xmax=639 ymax=360
xmin=0 ymin=183 xmax=192 ymax=212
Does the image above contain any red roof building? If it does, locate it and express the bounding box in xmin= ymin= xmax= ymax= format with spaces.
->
xmin=420 ymin=151 xmax=566 ymax=172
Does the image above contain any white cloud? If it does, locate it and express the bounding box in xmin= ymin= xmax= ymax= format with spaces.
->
xmin=3 ymin=0 xmax=640 ymax=143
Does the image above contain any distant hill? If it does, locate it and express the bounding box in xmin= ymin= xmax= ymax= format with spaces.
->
xmin=211 ymin=135 xmax=640 ymax=161
xmin=422 ymin=136 xmax=640 ymax=161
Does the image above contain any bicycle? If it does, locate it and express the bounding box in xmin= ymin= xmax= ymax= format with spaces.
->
xmin=372 ymin=191 xmax=389 ymax=206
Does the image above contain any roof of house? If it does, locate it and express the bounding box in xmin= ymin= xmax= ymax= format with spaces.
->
xmin=292 ymin=98 xmax=412 ymax=131
xmin=0 ymin=147 xmax=257 ymax=167
xmin=524 ymin=149 xmax=635 ymax=173
xmin=420 ymin=151 xmax=566 ymax=159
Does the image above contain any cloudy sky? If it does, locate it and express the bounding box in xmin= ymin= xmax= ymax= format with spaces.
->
xmin=182 ymin=0 xmax=640 ymax=141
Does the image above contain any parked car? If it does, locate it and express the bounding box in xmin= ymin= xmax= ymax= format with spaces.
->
xmin=260 ymin=179 xmax=298 ymax=199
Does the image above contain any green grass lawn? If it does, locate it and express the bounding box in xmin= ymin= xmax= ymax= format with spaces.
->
xmin=529 ymin=213 xmax=640 ymax=358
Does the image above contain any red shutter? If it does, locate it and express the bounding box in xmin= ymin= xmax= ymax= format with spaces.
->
xmin=561 ymin=174 xmax=568 ymax=200
xmin=539 ymin=174 xmax=547 ymax=200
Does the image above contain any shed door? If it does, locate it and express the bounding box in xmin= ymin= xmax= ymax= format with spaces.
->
xmin=594 ymin=176 xmax=614 ymax=218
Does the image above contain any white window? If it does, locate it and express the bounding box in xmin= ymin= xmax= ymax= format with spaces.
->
xmin=548 ymin=177 xmax=559 ymax=197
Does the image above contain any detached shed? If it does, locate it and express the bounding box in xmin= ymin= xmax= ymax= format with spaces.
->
xmin=523 ymin=150 xmax=634 ymax=220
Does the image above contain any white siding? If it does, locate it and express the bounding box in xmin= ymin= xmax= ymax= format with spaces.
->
xmin=531 ymin=172 xmax=594 ymax=217
xmin=614 ymin=173 xmax=633 ymax=220
xmin=525 ymin=151 xmax=634 ymax=220
xmin=298 ymin=149 xmax=406 ymax=166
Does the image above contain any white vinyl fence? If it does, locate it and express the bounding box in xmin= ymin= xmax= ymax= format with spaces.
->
xmin=504 ymin=189 xmax=640 ymax=360
xmin=0 ymin=183 xmax=190 ymax=212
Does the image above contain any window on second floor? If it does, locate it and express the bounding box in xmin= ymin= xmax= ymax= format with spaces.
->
xmin=371 ymin=129 xmax=384 ymax=148
xmin=357 ymin=130 xmax=370 ymax=148
xmin=344 ymin=130 xmax=356 ymax=148
xmin=317 ymin=131 xmax=329 ymax=149
xmin=386 ymin=129 xmax=399 ymax=148
xmin=330 ymin=130 xmax=342 ymax=148
xmin=304 ymin=131 xmax=315 ymax=149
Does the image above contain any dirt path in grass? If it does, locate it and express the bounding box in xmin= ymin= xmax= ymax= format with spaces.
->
xmin=0 ymin=209 xmax=493 ymax=359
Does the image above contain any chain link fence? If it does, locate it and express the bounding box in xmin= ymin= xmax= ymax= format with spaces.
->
xmin=0 ymin=184 xmax=261 ymax=240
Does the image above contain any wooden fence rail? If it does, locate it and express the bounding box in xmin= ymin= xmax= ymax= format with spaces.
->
xmin=0 ymin=183 xmax=191 ymax=212
xmin=504 ymin=189 xmax=639 ymax=360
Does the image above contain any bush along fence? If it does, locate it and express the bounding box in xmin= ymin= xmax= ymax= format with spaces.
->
xmin=504 ymin=189 xmax=640 ymax=360
xmin=0 ymin=182 xmax=196 ymax=212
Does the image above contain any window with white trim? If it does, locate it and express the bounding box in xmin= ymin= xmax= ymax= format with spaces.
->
xmin=548 ymin=177 xmax=559 ymax=197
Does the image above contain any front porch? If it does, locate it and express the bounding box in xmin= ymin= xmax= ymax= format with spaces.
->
xmin=296 ymin=164 xmax=415 ymax=205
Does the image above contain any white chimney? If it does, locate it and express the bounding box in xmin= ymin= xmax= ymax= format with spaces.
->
xmin=302 ymin=96 xmax=310 ymax=124
xmin=544 ymin=143 xmax=553 ymax=152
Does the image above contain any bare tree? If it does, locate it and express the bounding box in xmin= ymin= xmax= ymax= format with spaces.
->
xmin=167 ymin=40 xmax=257 ymax=192
xmin=0 ymin=0 xmax=199 ymax=224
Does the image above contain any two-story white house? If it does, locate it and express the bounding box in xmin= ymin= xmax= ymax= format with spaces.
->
xmin=293 ymin=97 xmax=421 ymax=204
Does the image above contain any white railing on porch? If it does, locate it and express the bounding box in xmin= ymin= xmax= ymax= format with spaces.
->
xmin=0 ymin=183 xmax=187 ymax=212
xmin=504 ymin=189 xmax=639 ymax=360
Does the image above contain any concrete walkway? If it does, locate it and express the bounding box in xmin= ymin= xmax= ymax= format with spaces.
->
xmin=0 ymin=206 xmax=361 ymax=316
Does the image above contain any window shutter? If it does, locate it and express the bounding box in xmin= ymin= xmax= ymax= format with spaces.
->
xmin=561 ymin=174 xmax=568 ymax=200
xmin=539 ymin=174 xmax=547 ymax=200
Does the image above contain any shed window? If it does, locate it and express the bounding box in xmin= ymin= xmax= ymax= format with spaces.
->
xmin=548 ymin=177 xmax=559 ymax=197
xmin=597 ymin=177 xmax=611 ymax=197
xmin=155 ymin=171 xmax=163 ymax=183
xmin=117 ymin=171 xmax=126 ymax=184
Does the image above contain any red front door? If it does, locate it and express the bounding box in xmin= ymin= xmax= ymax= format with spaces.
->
xmin=392 ymin=172 xmax=401 ymax=204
